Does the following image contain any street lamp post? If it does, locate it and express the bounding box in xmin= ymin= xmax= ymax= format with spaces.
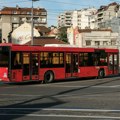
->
xmin=31 ymin=0 xmax=39 ymax=45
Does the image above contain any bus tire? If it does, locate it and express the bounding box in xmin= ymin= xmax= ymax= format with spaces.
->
xmin=98 ymin=69 xmax=104 ymax=79
xmin=44 ymin=71 xmax=54 ymax=83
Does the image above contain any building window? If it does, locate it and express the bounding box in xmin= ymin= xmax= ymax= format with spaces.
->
xmin=103 ymin=41 xmax=108 ymax=46
xmin=95 ymin=41 xmax=100 ymax=46
xmin=111 ymin=40 xmax=116 ymax=45
xmin=35 ymin=12 xmax=40 ymax=15
xmin=27 ymin=12 xmax=31 ymax=14
xmin=41 ymin=18 xmax=46 ymax=23
xmin=41 ymin=12 xmax=47 ymax=15
xmin=21 ymin=11 xmax=26 ymax=14
xmin=20 ymin=17 xmax=27 ymax=22
xmin=12 ymin=11 xmax=17 ymax=14
xmin=86 ymin=40 xmax=91 ymax=46
xmin=12 ymin=24 xmax=19 ymax=30
xmin=78 ymin=15 xmax=81 ymax=18
xmin=13 ymin=17 xmax=17 ymax=21
xmin=26 ymin=17 xmax=31 ymax=22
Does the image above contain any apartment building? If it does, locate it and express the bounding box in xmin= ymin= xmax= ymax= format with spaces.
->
xmin=0 ymin=6 xmax=47 ymax=43
xmin=58 ymin=8 xmax=97 ymax=29
xmin=72 ymin=8 xmax=97 ymax=29
xmin=58 ymin=11 xmax=73 ymax=28
xmin=97 ymin=2 xmax=119 ymax=28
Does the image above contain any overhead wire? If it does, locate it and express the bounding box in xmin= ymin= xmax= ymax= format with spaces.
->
xmin=40 ymin=0 xmax=90 ymax=7
xmin=0 ymin=0 xmax=118 ymax=13
xmin=0 ymin=0 xmax=29 ymax=5
xmin=0 ymin=0 xmax=119 ymax=25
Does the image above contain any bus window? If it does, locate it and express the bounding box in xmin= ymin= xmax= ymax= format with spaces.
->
xmin=0 ymin=51 xmax=9 ymax=67
xmin=52 ymin=52 xmax=64 ymax=67
xmin=79 ymin=53 xmax=87 ymax=66
xmin=40 ymin=52 xmax=50 ymax=67
xmin=99 ymin=52 xmax=107 ymax=66
xmin=40 ymin=52 xmax=64 ymax=68
xmin=11 ymin=52 xmax=22 ymax=69
xmin=93 ymin=52 xmax=107 ymax=66
xmin=79 ymin=52 xmax=107 ymax=67
xmin=93 ymin=53 xmax=99 ymax=66
xmin=88 ymin=53 xmax=94 ymax=66
xmin=79 ymin=53 xmax=94 ymax=66
xmin=60 ymin=53 xmax=64 ymax=64
xmin=53 ymin=53 xmax=59 ymax=64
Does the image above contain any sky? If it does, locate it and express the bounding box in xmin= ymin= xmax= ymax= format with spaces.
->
xmin=0 ymin=0 xmax=117 ymax=26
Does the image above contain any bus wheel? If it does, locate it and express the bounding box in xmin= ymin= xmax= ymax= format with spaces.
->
xmin=98 ymin=69 xmax=104 ymax=79
xmin=44 ymin=71 xmax=54 ymax=83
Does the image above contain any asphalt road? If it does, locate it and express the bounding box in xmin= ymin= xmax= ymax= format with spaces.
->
xmin=0 ymin=76 xmax=120 ymax=120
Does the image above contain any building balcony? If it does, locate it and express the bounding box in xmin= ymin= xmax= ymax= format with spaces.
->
xmin=19 ymin=19 xmax=47 ymax=24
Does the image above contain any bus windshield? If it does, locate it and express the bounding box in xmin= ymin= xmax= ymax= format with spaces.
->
xmin=0 ymin=47 xmax=9 ymax=67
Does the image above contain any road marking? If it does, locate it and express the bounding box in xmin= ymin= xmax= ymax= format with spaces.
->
xmin=0 ymin=113 xmax=120 ymax=119
xmin=111 ymin=85 xmax=120 ymax=87
xmin=1 ymin=108 xmax=120 ymax=119
xmin=0 ymin=108 xmax=120 ymax=112
xmin=0 ymin=93 xmax=40 ymax=97
xmin=38 ymin=84 xmax=120 ymax=88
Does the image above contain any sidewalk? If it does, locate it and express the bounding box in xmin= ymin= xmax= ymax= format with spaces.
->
xmin=0 ymin=81 xmax=7 ymax=85
xmin=0 ymin=81 xmax=4 ymax=85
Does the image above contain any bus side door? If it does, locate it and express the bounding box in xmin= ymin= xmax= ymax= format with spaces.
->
xmin=72 ymin=53 xmax=79 ymax=76
xmin=108 ymin=53 xmax=119 ymax=75
xmin=22 ymin=52 xmax=30 ymax=81
xmin=11 ymin=52 xmax=22 ymax=82
xmin=65 ymin=53 xmax=79 ymax=78
xmin=31 ymin=53 xmax=39 ymax=80
xmin=22 ymin=52 xmax=39 ymax=81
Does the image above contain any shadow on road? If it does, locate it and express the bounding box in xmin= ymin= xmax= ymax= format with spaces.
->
xmin=0 ymin=94 xmax=66 ymax=120
xmin=0 ymin=76 xmax=120 ymax=120
xmin=57 ymin=76 xmax=120 ymax=95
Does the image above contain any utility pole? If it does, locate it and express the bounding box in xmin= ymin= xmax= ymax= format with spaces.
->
xmin=31 ymin=0 xmax=39 ymax=45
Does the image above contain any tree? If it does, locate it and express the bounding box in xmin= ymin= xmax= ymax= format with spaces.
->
xmin=58 ymin=27 xmax=68 ymax=43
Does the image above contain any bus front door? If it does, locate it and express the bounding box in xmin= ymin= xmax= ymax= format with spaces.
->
xmin=65 ymin=53 xmax=79 ymax=78
xmin=31 ymin=53 xmax=39 ymax=80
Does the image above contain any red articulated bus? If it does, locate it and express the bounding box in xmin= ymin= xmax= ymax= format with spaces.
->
xmin=0 ymin=43 xmax=119 ymax=83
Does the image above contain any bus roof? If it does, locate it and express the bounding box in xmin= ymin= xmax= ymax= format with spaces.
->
xmin=0 ymin=43 xmax=118 ymax=53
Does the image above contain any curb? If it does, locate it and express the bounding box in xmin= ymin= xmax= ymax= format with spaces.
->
xmin=0 ymin=81 xmax=5 ymax=85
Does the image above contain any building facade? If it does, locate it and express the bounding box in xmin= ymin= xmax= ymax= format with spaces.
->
xmin=67 ymin=27 xmax=118 ymax=49
xmin=72 ymin=8 xmax=97 ymax=29
xmin=96 ymin=2 xmax=119 ymax=28
xmin=0 ymin=6 xmax=47 ymax=43
xmin=58 ymin=11 xmax=73 ymax=28
xmin=58 ymin=8 xmax=97 ymax=29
